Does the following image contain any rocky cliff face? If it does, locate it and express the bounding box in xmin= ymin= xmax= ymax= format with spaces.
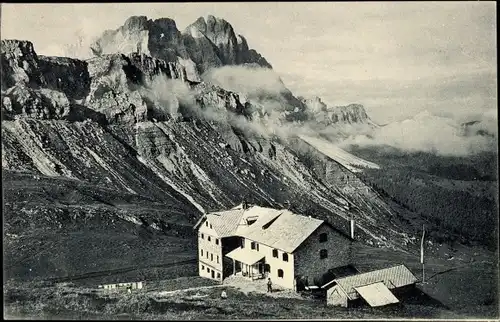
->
xmin=91 ymin=15 xmax=271 ymax=80
xmin=2 ymin=20 xmax=418 ymax=280
xmin=300 ymin=96 xmax=376 ymax=126
xmin=1 ymin=40 xmax=84 ymax=120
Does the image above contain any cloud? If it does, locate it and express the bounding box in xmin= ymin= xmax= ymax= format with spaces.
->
xmin=140 ymin=76 xmax=198 ymax=119
xmin=142 ymin=66 xmax=496 ymax=158
xmin=338 ymin=110 xmax=497 ymax=156
xmin=202 ymin=65 xmax=287 ymax=98
xmin=281 ymin=70 xmax=497 ymax=125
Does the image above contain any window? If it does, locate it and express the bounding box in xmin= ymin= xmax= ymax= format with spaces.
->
xmin=320 ymin=249 xmax=328 ymax=259
xmin=216 ymin=239 xmax=219 ymax=245
xmin=208 ymin=236 xmax=211 ymax=242
xmin=217 ymin=255 xmax=219 ymax=263
xmin=211 ymin=253 xmax=213 ymax=261
xmin=319 ymin=233 xmax=328 ymax=243
xmin=278 ymin=269 xmax=284 ymax=278
xmin=205 ymin=222 xmax=208 ymax=227
xmin=201 ymin=265 xmax=205 ymax=270
xmin=201 ymin=233 xmax=204 ymax=239
xmin=206 ymin=267 xmax=210 ymax=272
xmin=200 ymin=249 xmax=203 ymax=256
xmin=217 ymin=273 xmax=221 ymax=278
xmin=206 ymin=252 xmax=209 ymax=259
xmin=250 ymin=242 xmax=259 ymax=251
xmin=282 ymin=253 xmax=289 ymax=262
xmin=210 ymin=224 xmax=212 ymax=229
xmin=272 ymin=249 xmax=278 ymax=258
xmin=246 ymin=218 xmax=257 ymax=225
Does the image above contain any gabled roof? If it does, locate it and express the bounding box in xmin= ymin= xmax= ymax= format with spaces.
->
xmin=235 ymin=207 xmax=324 ymax=253
xmin=205 ymin=209 xmax=245 ymax=238
xmin=195 ymin=204 xmax=346 ymax=253
xmin=333 ymin=264 xmax=418 ymax=300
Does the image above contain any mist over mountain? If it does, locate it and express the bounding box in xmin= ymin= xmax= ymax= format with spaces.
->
xmin=1 ymin=13 xmax=497 ymax=289
xmin=338 ymin=110 xmax=497 ymax=157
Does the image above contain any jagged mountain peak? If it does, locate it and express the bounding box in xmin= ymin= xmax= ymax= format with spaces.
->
xmin=122 ymin=15 xmax=150 ymax=30
xmin=188 ymin=14 xmax=236 ymax=37
xmin=90 ymin=15 xmax=272 ymax=78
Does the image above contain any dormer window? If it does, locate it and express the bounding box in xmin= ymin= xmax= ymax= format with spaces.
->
xmin=246 ymin=216 xmax=259 ymax=225
xmin=282 ymin=253 xmax=289 ymax=262
xmin=251 ymin=241 xmax=259 ymax=251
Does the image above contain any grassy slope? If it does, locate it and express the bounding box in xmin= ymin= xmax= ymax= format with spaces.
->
xmin=346 ymin=145 xmax=498 ymax=248
xmin=3 ymin=149 xmax=498 ymax=319
xmin=3 ymin=170 xmax=199 ymax=282
xmin=4 ymin=243 xmax=498 ymax=320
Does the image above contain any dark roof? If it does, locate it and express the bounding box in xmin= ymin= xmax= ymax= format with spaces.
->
xmin=334 ymin=264 xmax=418 ymax=300
xmin=321 ymin=265 xmax=360 ymax=289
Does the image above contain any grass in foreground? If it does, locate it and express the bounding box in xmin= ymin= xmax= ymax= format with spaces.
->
xmin=3 ymin=277 xmax=492 ymax=320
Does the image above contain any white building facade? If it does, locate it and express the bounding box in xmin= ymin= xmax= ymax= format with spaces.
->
xmin=194 ymin=204 xmax=355 ymax=290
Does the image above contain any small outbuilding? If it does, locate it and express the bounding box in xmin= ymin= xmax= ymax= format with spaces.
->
xmin=325 ymin=264 xmax=418 ymax=307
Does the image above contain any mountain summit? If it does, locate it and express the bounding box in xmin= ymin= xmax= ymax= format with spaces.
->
xmin=90 ymin=15 xmax=272 ymax=79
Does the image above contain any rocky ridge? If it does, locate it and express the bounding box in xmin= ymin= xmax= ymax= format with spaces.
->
xmin=300 ymin=96 xmax=377 ymax=126
xmin=1 ymin=16 xmax=420 ymax=281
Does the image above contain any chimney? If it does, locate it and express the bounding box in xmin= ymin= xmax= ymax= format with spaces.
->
xmin=350 ymin=216 xmax=355 ymax=240
xmin=242 ymin=200 xmax=248 ymax=210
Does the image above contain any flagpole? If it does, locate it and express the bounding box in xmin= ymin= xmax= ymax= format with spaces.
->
xmin=421 ymin=224 xmax=425 ymax=284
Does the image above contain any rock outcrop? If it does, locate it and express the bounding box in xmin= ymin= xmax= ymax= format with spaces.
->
xmin=38 ymin=56 xmax=91 ymax=101
xmin=300 ymin=96 xmax=377 ymax=126
xmin=1 ymin=40 xmax=74 ymax=120
xmin=1 ymin=40 xmax=45 ymax=89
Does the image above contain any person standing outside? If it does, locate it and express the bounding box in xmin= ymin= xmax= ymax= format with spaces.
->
xmin=267 ymin=278 xmax=273 ymax=293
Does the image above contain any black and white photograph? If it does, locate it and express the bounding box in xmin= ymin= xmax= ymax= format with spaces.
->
xmin=1 ymin=2 xmax=498 ymax=320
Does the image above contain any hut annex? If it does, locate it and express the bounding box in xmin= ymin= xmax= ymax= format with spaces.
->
xmin=194 ymin=203 xmax=355 ymax=290
xmin=324 ymin=264 xmax=418 ymax=307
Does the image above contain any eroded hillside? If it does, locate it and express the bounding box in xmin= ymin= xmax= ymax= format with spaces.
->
xmin=2 ymin=16 xmax=419 ymax=281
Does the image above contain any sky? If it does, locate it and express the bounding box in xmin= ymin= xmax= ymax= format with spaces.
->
xmin=1 ymin=2 xmax=497 ymax=124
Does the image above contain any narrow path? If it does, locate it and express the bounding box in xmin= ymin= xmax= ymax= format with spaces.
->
xmin=153 ymin=284 xmax=227 ymax=299
xmin=46 ymin=258 xmax=197 ymax=283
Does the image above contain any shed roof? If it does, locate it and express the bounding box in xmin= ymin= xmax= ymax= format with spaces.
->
xmin=334 ymin=264 xmax=418 ymax=300
xmin=226 ymin=247 xmax=265 ymax=265
xmin=354 ymin=282 xmax=400 ymax=307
